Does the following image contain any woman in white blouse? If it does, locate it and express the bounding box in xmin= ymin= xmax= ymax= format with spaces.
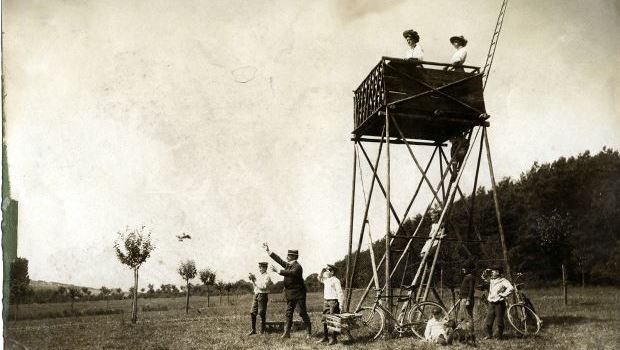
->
xmin=447 ymin=35 xmax=468 ymax=72
xmin=403 ymin=29 xmax=424 ymax=61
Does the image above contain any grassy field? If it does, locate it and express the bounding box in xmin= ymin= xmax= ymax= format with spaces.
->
xmin=5 ymin=287 xmax=619 ymax=349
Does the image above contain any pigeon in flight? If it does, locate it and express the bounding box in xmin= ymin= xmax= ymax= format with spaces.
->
xmin=176 ymin=233 xmax=192 ymax=241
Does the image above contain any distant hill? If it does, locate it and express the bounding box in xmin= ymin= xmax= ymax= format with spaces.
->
xmin=30 ymin=280 xmax=100 ymax=295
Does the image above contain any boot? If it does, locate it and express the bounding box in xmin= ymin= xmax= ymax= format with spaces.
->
xmin=247 ymin=314 xmax=257 ymax=336
xmin=328 ymin=333 xmax=338 ymax=345
xmin=317 ymin=324 xmax=329 ymax=343
xmin=483 ymin=325 xmax=493 ymax=340
xmin=281 ymin=320 xmax=291 ymax=339
xmin=259 ymin=316 xmax=266 ymax=335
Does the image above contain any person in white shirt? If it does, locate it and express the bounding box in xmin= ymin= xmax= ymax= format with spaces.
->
xmin=420 ymin=210 xmax=445 ymax=258
xmin=403 ymin=29 xmax=424 ymax=61
xmin=247 ymin=262 xmax=272 ymax=335
xmin=317 ymin=264 xmax=344 ymax=345
xmin=483 ymin=266 xmax=514 ymax=339
xmin=424 ymin=307 xmax=452 ymax=345
xmin=445 ymin=35 xmax=468 ymax=72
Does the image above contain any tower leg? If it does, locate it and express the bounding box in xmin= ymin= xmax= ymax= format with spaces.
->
xmin=344 ymin=145 xmax=357 ymax=312
xmin=483 ymin=127 xmax=513 ymax=281
xmin=384 ymin=108 xmax=392 ymax=328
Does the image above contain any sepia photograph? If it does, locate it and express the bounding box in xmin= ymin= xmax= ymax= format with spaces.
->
xmin=1 ymin=0 xmax=619 ymax=349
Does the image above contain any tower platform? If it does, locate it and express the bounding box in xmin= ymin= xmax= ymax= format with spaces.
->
xmin=353 ymin=57 xmax=489 ymax=142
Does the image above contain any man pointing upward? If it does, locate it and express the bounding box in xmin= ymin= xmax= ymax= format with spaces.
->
xmin=263 ymin=243 xmax=312 ymax=339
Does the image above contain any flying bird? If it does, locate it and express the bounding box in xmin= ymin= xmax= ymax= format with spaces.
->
xmin=176 ymin=233 xmax=192 ymax=242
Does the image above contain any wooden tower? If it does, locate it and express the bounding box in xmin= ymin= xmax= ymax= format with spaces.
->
xmin=341 ymin=56 xmax=512 ymax=337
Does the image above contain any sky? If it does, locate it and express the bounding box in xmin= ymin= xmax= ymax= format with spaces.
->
xmin=3 ymin=0 xmax=619 ymax=290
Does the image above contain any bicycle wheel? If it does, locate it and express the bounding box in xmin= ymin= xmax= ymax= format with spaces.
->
xmin=407 ymin=301 xmax=447 ymax=339
xmin=507 ymin=303 xmax=541 ymax=335
xmin=347 ymin=306 xmax=385 ymax=341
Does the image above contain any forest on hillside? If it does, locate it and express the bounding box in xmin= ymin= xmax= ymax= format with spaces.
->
xmin=332 ymin=148 xmax=620 ymax=289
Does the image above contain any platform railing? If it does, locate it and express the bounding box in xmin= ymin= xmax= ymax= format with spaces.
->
xmin=353 ymin=57 xmax=482 ymax=132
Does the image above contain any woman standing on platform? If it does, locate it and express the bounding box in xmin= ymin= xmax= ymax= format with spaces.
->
xmin=403 ymin=30 xmax=424 ymax=61
xmin=446 ymin=35 xmax=468 ymax=72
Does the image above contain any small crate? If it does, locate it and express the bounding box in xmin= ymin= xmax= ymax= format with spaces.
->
xmin=324 ymin=313 xmax=362 ymax=333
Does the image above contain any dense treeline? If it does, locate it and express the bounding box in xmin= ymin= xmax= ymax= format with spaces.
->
xmin=333 ymin=148 xmax=620 ymax=288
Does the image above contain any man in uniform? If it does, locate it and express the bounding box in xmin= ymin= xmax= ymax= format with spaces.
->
xmin=263 ymin=243 xmax=312 ymax=339
xmin=247 ymin=262 xmax=271 ymax=335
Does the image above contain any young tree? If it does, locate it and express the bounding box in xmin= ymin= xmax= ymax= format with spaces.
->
xmin=178 ymin=260 xmax=197 ymax=314
xmin=199 ymin=269 xmax=216 ymax=307
xmin=81 ymin=287 xmax=91 ymax=300
xmin=68 ymin=287 xmax=82 ymax=312
xmin=216 ymin=281 xmax=225 ymax=305
xmin=56 ymin=286 xmax=68 ymax=303
xmin=9 ymin=257 xmax=32 ymax=321
xmin=224 ymin=283 xmax=233 ymax=305
xmin=100 ymin=286 xmax=111 ymax=309
xmin=113 ymin=226 xmax=155 ymax=324
xmin=147 ymin=283 xmax=155 ymax=295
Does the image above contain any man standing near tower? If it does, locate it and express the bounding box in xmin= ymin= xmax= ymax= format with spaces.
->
xmin=263 ymin=243 xmax=312 ymax=339
xmin=247 ymin=262 xmax=271 ymax=335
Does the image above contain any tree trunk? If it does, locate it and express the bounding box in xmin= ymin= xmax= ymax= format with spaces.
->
xmin=561 ymin=264 xmax=567 ymax=306
xmin=132 ymin=268 xmax=139 ymax=324
xmin=207 ymin=292 xmax=210 ymax=307
xmin=219 ymin=293 xmax=222 ymax=305
xmin=185 ymin=281 xmax=190 ymax=314
xmin=581 ymin=271 xmax=585 ymax=289
xmin=15 ymin=302 xmax=19 ymax=321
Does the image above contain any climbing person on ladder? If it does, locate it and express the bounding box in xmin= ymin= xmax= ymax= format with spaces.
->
xmin=449 ymin=131 xmax=469 ymax=183
xmin=420 ymin=210 xmax=445 ymax=258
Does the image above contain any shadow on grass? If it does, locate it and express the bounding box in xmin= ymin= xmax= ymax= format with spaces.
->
xmin=543 ymin=315 xmax=599 ymax=326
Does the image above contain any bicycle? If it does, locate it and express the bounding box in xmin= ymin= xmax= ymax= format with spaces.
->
xmin=506 ymin=272 xmax=542 ymax=336
xmin=347 ymin=286 xmax=440 ymax=341
xmin=348 ymin=286 xmax=481 ymax=341
xmin=405 ymin=292 xmax=489 ymax=337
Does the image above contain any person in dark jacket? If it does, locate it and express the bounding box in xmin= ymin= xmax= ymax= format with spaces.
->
xmin=457 ymin=260 xmax=476 ymax=323
xmin=263 ymin=243 xmax=312 ymax=339
xmin=449 ymin=131 xmax=469 ymax=182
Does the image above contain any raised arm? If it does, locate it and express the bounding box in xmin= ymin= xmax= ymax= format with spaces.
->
xmin=317 ymin=269 xmax=326 ymax=283
xmin=269 ymin=252 xmax=288 ymax=269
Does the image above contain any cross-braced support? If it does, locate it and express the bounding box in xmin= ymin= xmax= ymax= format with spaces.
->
xmin=343 ymin=121 xmax=512 ymax=336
